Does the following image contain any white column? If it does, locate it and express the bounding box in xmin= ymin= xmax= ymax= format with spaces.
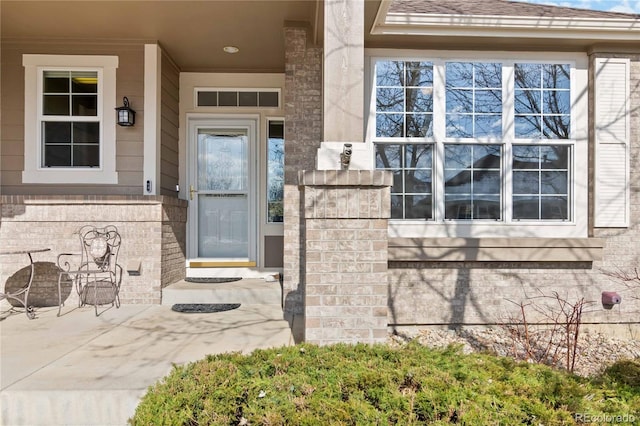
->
xmin=323 ymin=0 xmax=364 ymax=143
xmin=143 ymin=44 xmax=162 ymax=195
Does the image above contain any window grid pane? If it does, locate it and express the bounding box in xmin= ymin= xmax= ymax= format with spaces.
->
xmin=514 ymin=63 xmax=570 ymax=139
xmin=445 ymin=62 xmax=502 ymax=138
xmin=512 ymin=145 xmax=570 ymax=220
xmin=43 ymin=71 xmax=98 ymax=117
xmin=375 ymin=61 xmax=433 ymax=138
xmin=43 ymin=121 xmax=100 ymax=167
xmin=444 ymin=144 xmax=502 ymax=220
xmin=375 ymin=143 xmax=432 ymax=220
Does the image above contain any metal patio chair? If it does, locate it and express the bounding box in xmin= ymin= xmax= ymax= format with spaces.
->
xmin=57 ymin=225 xmax=123 ymax=316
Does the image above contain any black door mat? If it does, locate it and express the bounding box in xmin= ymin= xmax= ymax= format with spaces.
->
xmin=184 ymin=277 xmax=242 ymax=284
xmin=171 ymin=303 xmax=241 ymax=313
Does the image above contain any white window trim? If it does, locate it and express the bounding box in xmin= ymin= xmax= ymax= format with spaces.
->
xmin=22 ymin=54 xmax=118 ymax=184
xmin=366 ymin=49 xmax=588 ymax=239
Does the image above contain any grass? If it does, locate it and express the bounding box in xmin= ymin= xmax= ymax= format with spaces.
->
xmin=130 ymin=342 xmax=640 ymax=425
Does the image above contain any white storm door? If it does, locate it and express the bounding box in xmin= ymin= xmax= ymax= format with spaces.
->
xmin=189 ymin=118 xmax=257 ymax=262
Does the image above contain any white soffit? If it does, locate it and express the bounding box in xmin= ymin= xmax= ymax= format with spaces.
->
xmin=371 ymin=0 xmax=640 ymax=40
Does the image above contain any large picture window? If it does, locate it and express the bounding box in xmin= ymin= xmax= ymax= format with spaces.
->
xmin=370 ymin=54 xmax=585 ymax=236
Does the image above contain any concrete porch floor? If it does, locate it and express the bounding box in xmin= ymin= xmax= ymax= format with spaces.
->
xmin=1 ymin=301 xmax=293 ymax=425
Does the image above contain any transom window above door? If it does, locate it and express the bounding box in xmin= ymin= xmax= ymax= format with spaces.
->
xmin=369 ymin=52 xmax=587 ymax=238
xmin=196 ymin=89 xmax=280 ymax=108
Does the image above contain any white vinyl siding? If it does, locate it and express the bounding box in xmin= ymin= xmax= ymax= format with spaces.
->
xmin=594 ymin=57 xmax=630 ymax=228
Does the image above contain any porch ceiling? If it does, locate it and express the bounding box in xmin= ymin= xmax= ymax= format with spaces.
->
xmin=2 ymin=0 xmax=350 ymax=73
xmin=3 ymin=1 xmax=637 ymax=74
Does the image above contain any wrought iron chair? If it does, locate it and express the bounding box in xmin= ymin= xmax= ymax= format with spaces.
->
xmin=57 ymin=225 xmax=123 ymax=316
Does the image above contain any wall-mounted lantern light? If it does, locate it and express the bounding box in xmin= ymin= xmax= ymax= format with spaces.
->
xmin=115 ymin=97 xmax=136 ymax=126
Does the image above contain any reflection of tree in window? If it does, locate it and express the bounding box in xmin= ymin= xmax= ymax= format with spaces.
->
xmin=375 ymin=143 xmax=432 ymax=219
xmin=267 ymin=121 xmax=284 ymax=223
xmin=512 ymin=145 xmax=569 ymax=220
xmin=515 ymin=63 xmax=570 ymax=139
xmin=376 ymin=61 xmax=433 ymax=138
xmin=444 ymin=144 xmax=502 ymax=220
xmin=445 ymin=62 xmax=502 ymax=138
xmin=373 ymin=58 xmax=574 ymax=224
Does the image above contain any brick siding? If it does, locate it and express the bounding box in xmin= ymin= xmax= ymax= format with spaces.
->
xmin=301 ymin=170 xmax=392 ymax=345
xmin=387 ymin=53 xmax=640 ymax=335
xmin=0 ymin=196 xmax=186 ymax=308
xmin=282 ymin=26 xmax=323 ymax=342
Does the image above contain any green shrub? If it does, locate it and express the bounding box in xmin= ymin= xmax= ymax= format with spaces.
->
xmin=131 ymin=343 xmax=639 ymax=425
xmin=604 ymin=359 xmax=640 ymax=389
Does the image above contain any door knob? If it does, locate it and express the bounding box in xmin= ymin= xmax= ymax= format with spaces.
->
xmin=190 ymin=185 xmax=197 ymax=200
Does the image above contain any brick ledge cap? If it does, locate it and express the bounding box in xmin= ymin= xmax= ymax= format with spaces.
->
xmin=298 ymin=170 xmax=392 ymax=186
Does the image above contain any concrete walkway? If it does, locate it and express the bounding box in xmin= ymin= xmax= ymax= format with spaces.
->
xmin=1 ymin=303 xmax=293 ymax=425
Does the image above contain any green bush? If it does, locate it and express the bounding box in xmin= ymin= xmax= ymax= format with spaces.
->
xmin=604 ymin=359 xmax=640 ymax=389
xmin=131 ymin=343 xmax=639 ymax=425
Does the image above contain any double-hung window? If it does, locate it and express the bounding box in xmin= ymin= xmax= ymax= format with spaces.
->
xmin=375 ymin=61 xmax=434 ymax=219
xmin=512 ymin=63 xmax=571 ymax=221
xmin=41 ymin=70 xmax=100 ymax=167
xmin=444 ymin=62 xmax=503 ymax=221
xmin=23 ymin=55 xmax=118 ymax=184
xmin=370 ymin=52 xmax=587 ymax=238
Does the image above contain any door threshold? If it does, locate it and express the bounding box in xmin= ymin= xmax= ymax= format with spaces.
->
xmin=189 ymin=260 xmax=257 ymax=268
xmin=186 ymin=266 xmax=281 ymax=280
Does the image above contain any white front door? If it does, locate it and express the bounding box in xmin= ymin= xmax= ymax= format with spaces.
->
xmin=188 ymin=117 xmax=257 ymax=266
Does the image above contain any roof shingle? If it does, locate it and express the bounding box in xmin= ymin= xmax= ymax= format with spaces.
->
xmin=389 ymin=0 xmax=640 ymax=19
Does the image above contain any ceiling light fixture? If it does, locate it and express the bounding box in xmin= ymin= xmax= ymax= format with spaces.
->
xmin=223 ymin=46 xmax=239 ymax=54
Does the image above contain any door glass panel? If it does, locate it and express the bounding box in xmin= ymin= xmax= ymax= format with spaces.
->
xmin=197 ymin=132 xmax=247 ymax=191
xmin=198 ymin=194 xmax=248 ymax=257
xmin=197 ymin=130 xmax=249 ymax=258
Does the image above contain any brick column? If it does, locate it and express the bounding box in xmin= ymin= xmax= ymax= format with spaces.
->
xmin=283 ymin=25 xmax=323 ymax=342
xmin=300 ymin=170 xmax=392 ymax=345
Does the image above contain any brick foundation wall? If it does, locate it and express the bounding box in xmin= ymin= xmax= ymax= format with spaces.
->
xmin=0 ymin=195 xmax=186 ymax=308
xmin=388 ymin=261 xmax=637 ymax=328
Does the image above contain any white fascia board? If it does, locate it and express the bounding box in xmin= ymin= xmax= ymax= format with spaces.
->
xmin=374 ymin=13 xmax=640 ymax=40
